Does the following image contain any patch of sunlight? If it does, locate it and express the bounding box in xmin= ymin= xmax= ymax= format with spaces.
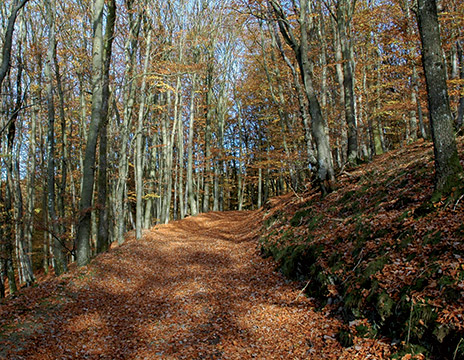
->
xmin=67 ymin=312 xmax=105 ymax=332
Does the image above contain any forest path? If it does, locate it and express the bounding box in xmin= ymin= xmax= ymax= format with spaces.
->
xmin=1 ymin=211 xmax=384 ymax=359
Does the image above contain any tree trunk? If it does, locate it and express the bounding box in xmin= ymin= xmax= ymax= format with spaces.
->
xmin=3 ymin=81 xmax=18 ymax=294
xmin=332 ymin=18 xmax=348 ymax=164
xmin=135 ymin=28 xmax=152 ymax=238
xmin=456 ymin=41 xmax=464 ymax=130
xmin=269 ymin=9 xmax=317 ymax=169
xmin=417 ymin=0 xmax=464 ymax=198
xmin=75 ymin=0 xmax=105 ymax=266
xmin=115 ymin=8 xmax=140 ymax=244
xmin=270 ymin=0 xmax=335 ymax=195
xmin=187 ymin=74 xmax=198 ymax=215
xmin=336 ymin=0 xmax=358 ymax=164
xmin=177 ymin=80 xmax=185 ymax=219
xmin=0 ymin=0 xmax=29 ymax=89
xmin=97 ymin=0 xmax=116 ymax=253
xmin=203 ymin=58 xmax=214 ymax=213
xmin=45 ymin=0 xmax=67 ymax=275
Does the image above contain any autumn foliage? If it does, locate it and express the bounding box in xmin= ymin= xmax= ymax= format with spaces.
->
xmin=259 ymin=137 xmax=464 ymax=359
xmin=0 ymin=137 xmax=462 ymax=359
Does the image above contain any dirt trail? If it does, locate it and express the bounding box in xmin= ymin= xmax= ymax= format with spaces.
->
xmin=0 ymin=211 xmax=389 ymax=359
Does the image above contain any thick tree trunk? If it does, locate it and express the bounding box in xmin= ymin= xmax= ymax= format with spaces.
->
xmin=270 ymin=8 xmax=317 ymax=168
xmin=298 ymin=2 xmax=335 ymax=193
xmin=417 ymin=0 xmax=464 ymax=198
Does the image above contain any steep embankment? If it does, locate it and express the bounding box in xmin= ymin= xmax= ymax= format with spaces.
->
xmin=259 ymin=139 xmax=464 ymax=359
xmin=1 ymin=211 xmax=392 ymax=359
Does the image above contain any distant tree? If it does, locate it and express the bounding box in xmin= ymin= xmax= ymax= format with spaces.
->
xmin=416 ymin=0 xmax=464 ymax=199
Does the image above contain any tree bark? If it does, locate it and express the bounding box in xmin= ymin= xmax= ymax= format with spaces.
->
xmin=456 ymin=40 xmax=464 ymax=130
xmin=417 ymin=0 xmax=464 ymax=198
xmin=135 ymin=28 xmax=152 ymax=238
xmin=270 ymin=0 xmax=335 ymax=195
xmin=75 ymin=0 xmax=105 ymax=266
xmin=0 ymin=0 xmax=29 ymax=89
xmin=45 ymin=0 xmax=67 ymax=275
xmin=336 ymin=0 xmax=358 ymax=164
xmin=115 ymin=7 xmax=140 ymax=245
xmin=97 ymin=0 xmax=116 ymax=253
xmin=187 ymin=74 xmax=198 ymax=215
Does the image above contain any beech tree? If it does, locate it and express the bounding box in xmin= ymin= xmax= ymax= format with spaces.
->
xmin=76 ymin=0 xmax=114 ymax=266
xmin=0 ymin=0 xmax=30 ymax=297
xmin=0 ymin=0 xmax=29 ymax=88
xmin=416 ymin=0 xmax=464 ymax=199
xmin=269 ymin=0 xmax=335 ymax=194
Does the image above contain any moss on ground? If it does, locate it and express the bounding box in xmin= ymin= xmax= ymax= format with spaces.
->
xmin=257 ymin=139 xmax=464 ymax=359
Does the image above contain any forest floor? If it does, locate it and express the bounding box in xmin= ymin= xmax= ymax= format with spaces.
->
xmin=0 ymin=210 xmax=391 ymax=359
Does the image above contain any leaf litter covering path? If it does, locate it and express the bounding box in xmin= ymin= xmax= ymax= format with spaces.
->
xmin=0 ymin=211 xmax=391 ymax=359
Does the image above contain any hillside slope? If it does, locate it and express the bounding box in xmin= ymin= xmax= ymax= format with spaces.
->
xmin=259 ymin=138 xmax=464 ymax=359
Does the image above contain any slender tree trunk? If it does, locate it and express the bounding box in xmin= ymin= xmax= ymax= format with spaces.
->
xmin=177 ymin=81 xmax=185 ymax=219
xmin=332 ymin=18 xmax=348 ymax=164
xmin=187 ymin=74 xmax=198 ymax=215
xmin=336 ymin=0 xmax=358 ymax=163
xmin=203 ymin=58 xmax=214 ymax=213
xmin=11 ymin=15 xmax=34 ymax=286
xmin=24 ymin=97 xmax=39 ymax=285
xmin=235 ymin=93 xmax=245 ymax=211
xmin=0 ymin=0 xmax=29 ymax=89
xmin=115 ymin=9 xmax=140 ymax=244
xmin=3 ymin=82 xmax=18 ymax=294
xmin=76 ymin=0 xmax=105 ymax=266
xmin=45 ymin=0 xmax=67 ymax=274
xmin=456 ymin=41 xmax=464 ymax=130
xmin=135 ymin=29 xmax=152 ymax=238
xmin=262 ymin=23 xmax=297 ymax=186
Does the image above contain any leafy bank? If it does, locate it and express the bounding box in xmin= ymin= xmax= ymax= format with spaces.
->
xmin=258 ymin=139 xmax=464 ymax=359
